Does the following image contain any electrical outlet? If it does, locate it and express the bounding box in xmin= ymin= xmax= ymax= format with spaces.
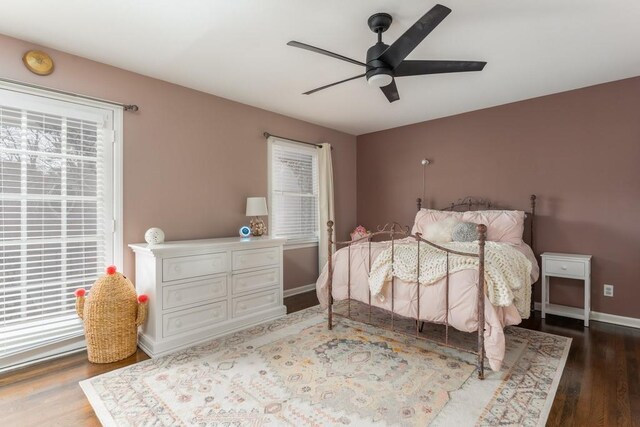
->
xmin=603 ymin=284 xmax=614 ymax=297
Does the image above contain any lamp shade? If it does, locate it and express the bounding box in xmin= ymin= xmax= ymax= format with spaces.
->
xmin=246 ymin=197 xmax=268 ymax=216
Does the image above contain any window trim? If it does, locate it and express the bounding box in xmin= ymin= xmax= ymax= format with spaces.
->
xmin=267 ymin=137 xmax=320 ymax=247
xmin=0 ymin=81 xmax=123 ymax=372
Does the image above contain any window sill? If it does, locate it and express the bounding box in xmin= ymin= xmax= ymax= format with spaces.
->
xmin=284 ymin=240 xmax=319 ymax=251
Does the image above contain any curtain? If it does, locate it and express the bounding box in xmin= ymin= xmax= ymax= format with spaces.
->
xmin=318 ymin=143 xmax=335 ymax=270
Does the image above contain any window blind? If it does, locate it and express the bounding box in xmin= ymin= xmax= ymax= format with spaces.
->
xmin=0 ymin=88 xmax=116 ymax=370
xmin=269 ymin=140 xmax=319 ymax=243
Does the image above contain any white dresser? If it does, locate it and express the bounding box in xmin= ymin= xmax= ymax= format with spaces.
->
xmin=129 ymin=236 xmax=287 ymax=357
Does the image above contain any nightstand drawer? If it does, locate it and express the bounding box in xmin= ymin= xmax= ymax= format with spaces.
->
xmin=232 ymin=247 xmax=279 ymax=270
xmin=545 ymin=259 xmax=585 ymax=277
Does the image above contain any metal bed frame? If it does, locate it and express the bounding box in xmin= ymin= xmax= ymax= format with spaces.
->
xmin=325 ymin=194 xmax=536 ymax=379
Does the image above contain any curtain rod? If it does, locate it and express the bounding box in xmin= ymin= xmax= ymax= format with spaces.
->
xmin=263 ymin=132 xmax=332 ymax=150
xmin=0 ymin=77 xmax=139 ymax=112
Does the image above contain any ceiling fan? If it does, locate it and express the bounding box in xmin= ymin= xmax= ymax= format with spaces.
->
xmin=287 ymin=4 xmax=486 ymax=103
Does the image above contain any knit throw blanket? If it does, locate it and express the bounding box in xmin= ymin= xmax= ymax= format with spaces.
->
xmin=368 ymin=241 xmax=533 ymax=318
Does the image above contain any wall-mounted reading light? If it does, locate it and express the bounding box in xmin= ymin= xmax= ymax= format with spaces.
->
xmin=421 ymin=158 xmax=430 ymax=202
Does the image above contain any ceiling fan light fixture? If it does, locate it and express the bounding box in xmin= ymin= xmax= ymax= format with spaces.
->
xmin=367 ymin=72 xmax=393 ymax=88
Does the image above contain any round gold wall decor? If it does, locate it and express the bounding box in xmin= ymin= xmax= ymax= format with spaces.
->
xmin=22 ymin=50 xmax=54 ymax=76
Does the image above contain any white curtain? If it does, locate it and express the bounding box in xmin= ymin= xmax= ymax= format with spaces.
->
xmin=318 ymin=143 xmax=335 ymax=270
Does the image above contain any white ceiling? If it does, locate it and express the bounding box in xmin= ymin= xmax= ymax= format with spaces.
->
xmin=1 ymin=0 xmax=639 ymax=135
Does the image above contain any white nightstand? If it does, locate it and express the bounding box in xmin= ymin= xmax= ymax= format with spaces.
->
xmin=541 ymin=252 xmax=592 ymax=327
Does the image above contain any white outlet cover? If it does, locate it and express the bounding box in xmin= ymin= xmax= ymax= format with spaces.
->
xmin=603 ymin=284 xmax=614 ymax=297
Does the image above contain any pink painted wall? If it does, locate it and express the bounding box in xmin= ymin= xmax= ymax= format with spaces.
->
xmin=0 ymin=34 xmax=357 ymax=289
xmin=357 ymin=77 xmax=640 ymax=319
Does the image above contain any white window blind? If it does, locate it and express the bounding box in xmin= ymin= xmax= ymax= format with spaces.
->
xmin=268 ymin=138 xmax=319 ymax=244
xmin=0 ymin=87 xmax=120 ymax=371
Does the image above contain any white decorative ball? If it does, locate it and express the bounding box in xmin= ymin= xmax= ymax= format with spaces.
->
xmin=144 ymin=227 xmax=165 ymax=246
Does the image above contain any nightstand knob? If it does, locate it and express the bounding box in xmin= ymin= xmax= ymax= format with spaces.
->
xmin=561 ymin=265 xmax=567 ymax=270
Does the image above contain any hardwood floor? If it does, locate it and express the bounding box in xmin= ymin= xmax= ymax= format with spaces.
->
xmin=519 ymin=312 xmax=640 ymax=427
xmin=1 ymin=291 xmax=638 ymax=426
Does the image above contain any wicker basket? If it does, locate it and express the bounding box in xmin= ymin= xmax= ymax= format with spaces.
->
xmin=75 ymin=266 xmax=147 ymax=363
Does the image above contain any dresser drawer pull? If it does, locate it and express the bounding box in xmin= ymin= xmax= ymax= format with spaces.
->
xmin=561 ymin=265 xmax=567 ymax=270
xmin=175 ymin=319 xmax=183 ymax=328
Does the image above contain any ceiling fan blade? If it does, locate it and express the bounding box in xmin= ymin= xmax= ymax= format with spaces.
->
xmin=288 ymin=41 xmax=367 ymax=67
xmin=394 ymin=60 xmax=487 ymax=77
xmin=303 ymin=74 xmax=366 ymax=95
xmin=378 ymin=4 xmax=451 ymax=69
xmin=380 ymin=79 xmax=400 ymax=103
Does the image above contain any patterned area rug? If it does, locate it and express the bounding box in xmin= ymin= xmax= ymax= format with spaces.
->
xmin=80 ymin=304 xmax=570 ymax=426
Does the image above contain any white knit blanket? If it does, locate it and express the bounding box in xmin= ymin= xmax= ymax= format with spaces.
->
xmin=368 ymin=241 xmax=533 ymax=318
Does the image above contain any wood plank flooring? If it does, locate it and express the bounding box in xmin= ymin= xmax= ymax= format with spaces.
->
xmin=1 ymin=291 xmax=638 ymax=426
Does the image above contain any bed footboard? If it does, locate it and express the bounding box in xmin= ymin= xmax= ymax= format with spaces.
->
xmin=325 ymin=220 xmax=488 ymax=379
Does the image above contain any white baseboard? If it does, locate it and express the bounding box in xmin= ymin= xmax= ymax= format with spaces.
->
xmin=589 ymin=311 xmax=640 ymax=329
xmin=534 ymin=302 xmax=640 ymax=329
xmin=283 ymin=283 xmax=316 ymax=298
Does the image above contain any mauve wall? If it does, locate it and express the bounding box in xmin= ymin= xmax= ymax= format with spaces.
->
xmin=357 ymin=77 xmax=640 ymax=319
xmin=0 ymin=34 xmax=357 ymax=290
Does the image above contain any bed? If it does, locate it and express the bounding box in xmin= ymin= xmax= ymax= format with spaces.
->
xmin=315 ymin=195 xmax=539 ymax=379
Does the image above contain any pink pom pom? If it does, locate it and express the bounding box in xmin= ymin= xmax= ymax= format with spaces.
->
xmin=106 ymin=265 xmax=117 ymax=275
xmin=138 ymin=294 xmax=148 ymax=303
xmin=75 ymin=288 xmax=86 ymax=297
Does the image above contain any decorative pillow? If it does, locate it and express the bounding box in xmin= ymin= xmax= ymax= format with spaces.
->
xmin=422 ymin=217 xmax=459 ymax=243
xmin=451 ymin=222 xmax=478 ymax=242
xmin=412 ymin=209 xmax=462 ymax=235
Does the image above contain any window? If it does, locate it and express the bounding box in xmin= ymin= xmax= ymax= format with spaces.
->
xmin=0 ymin=84 xmax=122 ymax=371
xmin=268 ymin=138 xmax=319 ymax=246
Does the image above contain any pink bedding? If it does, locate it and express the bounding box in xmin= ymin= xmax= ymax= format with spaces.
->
xmin=316 ymin=238 xmax=539 ymax=371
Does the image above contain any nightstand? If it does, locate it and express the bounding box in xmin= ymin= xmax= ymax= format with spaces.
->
xmin=541 ymin=252 xmax=592 ymax=327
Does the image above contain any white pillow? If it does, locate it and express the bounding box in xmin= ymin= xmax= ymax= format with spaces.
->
xmin=422 ymin=217 xmax=459 ymax=243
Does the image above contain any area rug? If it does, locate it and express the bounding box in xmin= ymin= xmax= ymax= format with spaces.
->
xmin=80 ymin=303 xmax=571 ymax=426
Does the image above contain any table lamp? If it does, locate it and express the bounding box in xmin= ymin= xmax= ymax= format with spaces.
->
xmin=246 ymin=197 xmax=268 ymax=236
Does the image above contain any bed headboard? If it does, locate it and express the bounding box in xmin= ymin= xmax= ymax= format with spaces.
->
xmin=415 ymin=195 xmax=537 ymax=252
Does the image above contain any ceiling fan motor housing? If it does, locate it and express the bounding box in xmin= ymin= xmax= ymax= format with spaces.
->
xmin=366 ymin=42 xmax=393 ymax=86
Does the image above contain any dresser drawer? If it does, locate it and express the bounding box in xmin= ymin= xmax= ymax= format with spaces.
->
xmin=545 ymin=259 xmax=585 ymax=277
xmin=163 ymin=252 xmax=227 ymax=282
xmin=232 ymin=288 xmax=280 ymax=318
xmin=162 ymin=302 xmax=227 ymax=338
xmin=232 ymin=247 xmax=279 ymax=270
xmin=232 ymin=268 xmax=279 ymax=295
xmin=163 ymin=275 xmax=227 ymax=310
